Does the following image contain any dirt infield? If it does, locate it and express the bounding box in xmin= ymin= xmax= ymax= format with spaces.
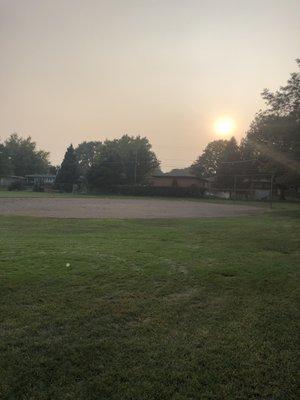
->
xmin=0 ymin=197 xmax=263 ymax=219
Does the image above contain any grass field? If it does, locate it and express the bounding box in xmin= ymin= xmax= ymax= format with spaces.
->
xmin=0 ymin=207 xmax=299 ymax=399
xmin=0 ymin=190 xmax=78 ymax=198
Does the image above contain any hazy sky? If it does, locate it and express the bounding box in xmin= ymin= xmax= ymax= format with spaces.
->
xmin=1 ymin=0 xmax=299 ymax=170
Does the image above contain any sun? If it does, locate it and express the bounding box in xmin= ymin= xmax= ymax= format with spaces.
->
xmin=214 ymin=117 xmax=235 ymax=137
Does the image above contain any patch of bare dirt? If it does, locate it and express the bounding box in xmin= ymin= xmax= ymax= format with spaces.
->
xmin=0 ymin=197 xmax=263 ymax=219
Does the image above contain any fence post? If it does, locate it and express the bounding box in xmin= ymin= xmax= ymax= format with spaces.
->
xmin=270 ymin=174 xmax=274 ymax=209
xmin=234 ymin=175 xmax=237 ymax=200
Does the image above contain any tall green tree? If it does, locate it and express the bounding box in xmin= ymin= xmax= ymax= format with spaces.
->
xmin=4 ymin=133 xmax=49 ymax=176
xmin=191 ymin=137 xmax=243 ymax=190
xmin=75 ymin=141 xmax=103 ymax=176
xmin=87 ymin=135 xmax=159 ymax=189
xmin=215 ymin=137 xmax=241 ymax=189
xmin=191 ymin=139 xmax=229 ymax=177
xmin=243 ymin=59 xmax=300 ymax=198
xmin=115 ymin=135 xmax=159 ymax=184
xmin=87 ymin=141 xmax=123 ymax=188
xmin=55 ymin=144 xmax=80 ymax=192
xmin=261 ymin=59 xmax=300 ymax=116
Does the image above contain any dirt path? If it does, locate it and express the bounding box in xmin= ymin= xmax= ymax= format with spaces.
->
xmin=0 ymin=197 xmax=264 ymax=219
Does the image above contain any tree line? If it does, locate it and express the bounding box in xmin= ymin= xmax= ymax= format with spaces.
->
xmin=55 ymin=135 xmax=160 ymax=192
xmin=190 ymin=59 xmax=300 ymax=198
xmin=0 ymin=59 xmax=299 ymax=196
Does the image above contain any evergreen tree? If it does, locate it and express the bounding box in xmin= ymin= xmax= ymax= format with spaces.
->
xmin=55 ymin=144 xmax=80 ymax=192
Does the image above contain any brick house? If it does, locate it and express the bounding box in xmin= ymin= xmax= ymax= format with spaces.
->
xmin=150 ymin=175 xmax=208 ymax=189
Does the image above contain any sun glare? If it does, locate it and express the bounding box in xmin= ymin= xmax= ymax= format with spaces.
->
xmin=214 ymin=117 xmax=235 ymax=137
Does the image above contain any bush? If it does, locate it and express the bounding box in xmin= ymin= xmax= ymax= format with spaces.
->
xmin=32 ymin=182 xmax=45 ymax=192
xmin=8 ymin=181 xmax=24 ymax=191
xmin=88 ymin=185 xmax=206 ymax=198
xmin=54 ymin=183 xmax=74 ymax=193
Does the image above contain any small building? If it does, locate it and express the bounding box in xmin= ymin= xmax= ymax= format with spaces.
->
xmin=150 ymin=175 xmax=208 ymax=189
xmin=25 ymin=174 xmax=56 ymax=186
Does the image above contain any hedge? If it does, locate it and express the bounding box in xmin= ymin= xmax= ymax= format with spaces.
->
xmin=88 ymin=185 xmax=207 ymax=198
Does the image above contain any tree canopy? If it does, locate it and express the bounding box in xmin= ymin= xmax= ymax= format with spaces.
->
xmin=192 ymin=137 xmax=241 ymax=188
xmin=214 ymin=137 xmax=241 ymax=188
xmin=1 ymin=60 xmax=299 ymax=198
xmin=1 ymin=133 xmax=49 ymax=176
xmin=191 ymin=139 xmax=229 ymax=178
xmin=191 ymin=60 xmax=300 ymax=195
xmin=87 ymin=135 xmax=159 ymax=189
xmin=243 ymin=59 xmax=300 ymax=194
xmin=75 ymin=141 xmax=103 ymax=176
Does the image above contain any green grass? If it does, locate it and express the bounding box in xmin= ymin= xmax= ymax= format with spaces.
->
xmin=0 ymin=190 xmax=81 ymax=198
xmin=0 ymin=211 xmax=299 ymax=399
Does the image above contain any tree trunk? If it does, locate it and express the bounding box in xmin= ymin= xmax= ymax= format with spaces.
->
xmin=279 ymin=186 xmax=286 ymax=200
